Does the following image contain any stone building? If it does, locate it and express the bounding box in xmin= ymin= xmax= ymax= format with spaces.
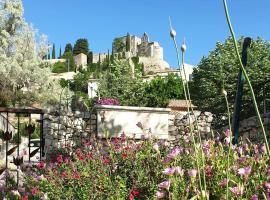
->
xmin=113 ymin=33 xmax=170 ymax=74
xmin=74 ymin=53 xmax=87 ymax=69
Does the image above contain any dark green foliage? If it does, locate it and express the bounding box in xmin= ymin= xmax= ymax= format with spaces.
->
xmin=190 ymin=37 xmax=270 ymax=127
xmin=88 ymin=51 xmax=93 ymax=64
xmin=73 ymin=38 xmax=89 ymax=55
xmin=64 ymin=43 xmax=73 ymax=54
xmin=51 ymin=61 xmax=67 ymax=73
xmin=52 ymin=43 xmax=56 ymax=59
xmin=126 ymin=32 xmax=131 ymax=52
xmin=144 ymin=74 xmax=184 ymax=107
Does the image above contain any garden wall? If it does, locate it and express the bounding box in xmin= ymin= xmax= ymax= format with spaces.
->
xmin=42 ymin=106 xmax=214 ymax=155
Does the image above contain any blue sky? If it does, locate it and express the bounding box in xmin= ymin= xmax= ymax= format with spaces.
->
xmin=23 ymin=0 xmax=270 ymax=68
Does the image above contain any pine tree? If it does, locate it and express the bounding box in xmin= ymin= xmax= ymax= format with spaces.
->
xmin=52 ymin=43 xmax=56 ymax=59
xmin=73 ymin=38 xmax=89 ymax=55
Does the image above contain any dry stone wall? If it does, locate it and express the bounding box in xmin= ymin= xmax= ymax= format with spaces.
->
xmin=222 ymin=113 xmax=270 ymax=143
xmin=168 ymin=111 xmax=214 ymax=144
xmin=43 ymin=107 xmax=97 ymax=156
xmin=43 ymin=106 xmax=214 ymax=156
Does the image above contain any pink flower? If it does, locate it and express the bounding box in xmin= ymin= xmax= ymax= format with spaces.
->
xmin=158 ymin=180 xmax=170 ymax=190
xmin=31 ymin=187 xmax=39 ymax=196
xmin=62 ymin=171 xmax=68 ymax=178
xmin=21 ymin=196 xmax=28 ymax=200
xmin=153 ymin=143 xmax=159 ymax=151
xmin=188 ymin=169 xmax=197 ymax=178
xmin=162 ymin=168 xmax=175 ymax=175
xmin=174 ymin=166 xmax=184 ymax=176
xmin=37 ymin=161 xmax=46 ymax=169
xmin=225 ymin=129 xmax=231 ymax=137
xmin=264 ymin=182 xmax=270 ymax=190
xmin=156 ymin=191 xmax=166 ymax=198
xmin=251 ymin=195 xmax=258 ymax=200
xmin=238 ymin=166 xmax=251 ymax=176
xmin=229 ymin=186 xmax=244 ymax=197
xmin=219 ymin=178 xmax=228 ymax=188
xmin=56 ymin=155 xmax=63 ymax=164
xmin=266 ymin=166 xmax=270 ymax=176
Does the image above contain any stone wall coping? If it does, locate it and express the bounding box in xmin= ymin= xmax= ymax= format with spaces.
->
xmin=94 ymin=105 xmax=171 ymax=113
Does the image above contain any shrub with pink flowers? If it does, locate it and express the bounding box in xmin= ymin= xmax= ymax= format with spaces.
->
xmin=97 ymin=98 xmax=120 ymax=106
xmin=0 ymin=131 xmax=270 ymax=199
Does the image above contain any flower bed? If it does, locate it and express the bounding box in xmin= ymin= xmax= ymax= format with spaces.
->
xmin=0 ymin=132 xmax=269 ymax=199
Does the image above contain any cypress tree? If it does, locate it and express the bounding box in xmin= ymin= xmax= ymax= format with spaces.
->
xmin=88 ymin=51 xmax=93 ymax=64
xmin=126 ymin=32 xmax=131 ymax=52
xmin=52 ymin=43 xmax=56 ymax=59
xmin=110 ymin=49 xmax=114 ymax=62
xmin=59 ymin=46 xmax=62 ymax=58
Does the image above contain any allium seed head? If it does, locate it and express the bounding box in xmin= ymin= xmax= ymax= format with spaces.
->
xmin=170 ymin=29 xmax=176 ymax=39
xmin=222 ymin=89 xmax=227 ymax=96
xmin=181 ymin=43 xmax=187 ymax=52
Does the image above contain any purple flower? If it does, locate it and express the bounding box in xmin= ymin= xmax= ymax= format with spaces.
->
xmin=188 ymin=169 xmax=197 ymax=178
xmin=162 ymin=168 xmax=175 ymax=175
xmin=202 ymin=141 xmax=210 ymax=156
xmin=229 ymin=186 xmax=244 ymax=197
xmin=251 ymin=195 xmax=258 ymax=200
xmin=168 ymin=147 xmax=182 ymax=159
xmin=256 ymin=143 xmax=266 ymax=154
xmin=174 ymin=166 xmax=184 ymax=176
xmin=238 ymin=166 xmax=251 ymax=176
xmin=158 ymin=180 xmax=170 ymax=190
xmin=156 ymin=191 xmax=166 ymax=198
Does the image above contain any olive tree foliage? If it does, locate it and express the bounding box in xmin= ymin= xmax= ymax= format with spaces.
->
xmin=0 ymin=0 xmax=61 ymax=106
xmin=190 ymin=37 xmax=270 ymax=127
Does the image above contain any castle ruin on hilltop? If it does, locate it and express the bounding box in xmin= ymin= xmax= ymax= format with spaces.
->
xmin=109 ymin=32 xmax=170 ymax=74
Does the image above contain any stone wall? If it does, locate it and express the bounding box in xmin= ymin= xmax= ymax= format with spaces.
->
xmin=222 ymin=113 xmax=270 ymax=143
xmin=168 ymin=111 xmax=213 ymax=144
xmin=43 ymin=106 xmax=214 ymax=155
xmin=43 ymin=107 xmax=97 ymax=155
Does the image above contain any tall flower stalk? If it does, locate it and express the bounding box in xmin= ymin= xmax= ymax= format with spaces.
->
xmin=222 ymin=0 xmax=270 ymax=157
xmin=169 ymin=17 xmax=207 ymax=198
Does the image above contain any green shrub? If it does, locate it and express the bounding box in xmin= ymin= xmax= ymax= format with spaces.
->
xmin=51 ymin=61 xmax=67 ymax=73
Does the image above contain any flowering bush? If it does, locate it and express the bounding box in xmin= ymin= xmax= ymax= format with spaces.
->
xmin=97 ymin=98 xmax=120 ymax=106
xmin=0 ymin=132 xmax=269 ymax=199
